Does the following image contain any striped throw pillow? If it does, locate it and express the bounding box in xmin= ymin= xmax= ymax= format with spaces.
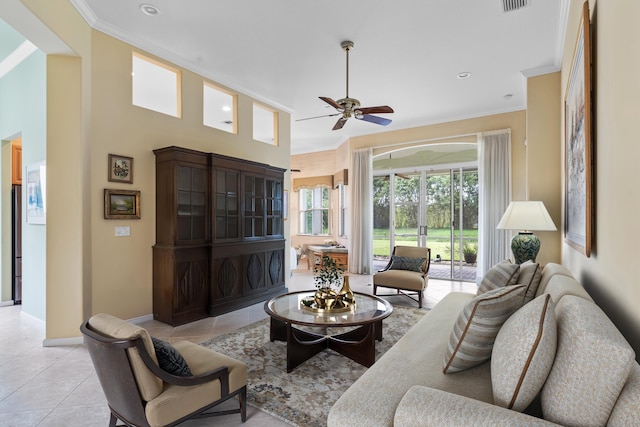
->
xmin=477 ymin=259 xmax=520 ymax=295
xmin=444 ymin=285 xmax=526 ymax=374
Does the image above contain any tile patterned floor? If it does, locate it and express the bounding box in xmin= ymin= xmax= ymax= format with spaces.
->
xmin=0 ymin=269 xmax=476 ymax=427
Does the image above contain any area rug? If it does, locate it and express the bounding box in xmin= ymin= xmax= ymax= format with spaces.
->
xmin=200 ymin=305 xmax=427 ymax=427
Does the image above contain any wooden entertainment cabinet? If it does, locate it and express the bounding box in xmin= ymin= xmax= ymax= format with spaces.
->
xmin=153 ymin=146 xmax=287 ymax=326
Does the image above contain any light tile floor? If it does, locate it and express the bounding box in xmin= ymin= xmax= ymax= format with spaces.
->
xmin=0 ymin=268 xmax=476 ymax=427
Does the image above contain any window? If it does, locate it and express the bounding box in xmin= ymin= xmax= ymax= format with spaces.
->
xmin=203 ymin=82 xmax=236 ymax=134
xmin=132 ymin=52 xmax=181 ymax=117
xmin=338 ymin=184 xmax=347 ymax=237
xmin=253 ymin=102 xmax=278 ymax=145
xmin=299 ymin=187 xmax=330 ymax=235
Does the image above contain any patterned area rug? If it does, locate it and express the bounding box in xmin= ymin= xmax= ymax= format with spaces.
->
xmin=200 ymin=305 xmax=427 ymax=427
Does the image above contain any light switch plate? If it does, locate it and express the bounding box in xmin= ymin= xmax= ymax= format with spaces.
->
xmin=115 ymin=226 xmax=130 ymax=237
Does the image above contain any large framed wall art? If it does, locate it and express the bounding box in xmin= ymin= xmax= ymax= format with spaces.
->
xmin=564 ymin=1 xmax=592 ymax=257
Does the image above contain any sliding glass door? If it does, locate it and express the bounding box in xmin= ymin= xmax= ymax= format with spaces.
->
xmin=374 ymin=167 xmax=478 ymax=281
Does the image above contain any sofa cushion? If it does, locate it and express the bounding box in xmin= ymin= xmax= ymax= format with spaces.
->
xmin=151 ymin=337 xmax=193 ymax=377
xmin=541 ymin=296 xmax=635 ymax=427
xmin=544 ymin=274 xmax=593 ymax=304
xmin=535 ymin=263 xmax=573 ymax=297
xmin=477 ymin=260 xmax=520 ymax=295
xmin=517 ymin=261 xmax=542 ymax=304
xmin=444 ymin=285 xmax=526 ymax=374
xmin=607 ymin=363 xmax=640 ymax=426
xmin=492 ymin=294 xmax=556 ymax=411
xmin=389 ymin=255 xmax=425 ymax=272
xmin=88 ymin=313 xmax=163 ymax=401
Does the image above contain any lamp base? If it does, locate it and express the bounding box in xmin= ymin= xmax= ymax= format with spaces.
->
xmin=511 ymin=232 xmax=540 ymax=264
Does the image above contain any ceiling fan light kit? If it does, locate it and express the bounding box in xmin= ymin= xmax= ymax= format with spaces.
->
xmin=298 ymin=40 xmax=394 ymax=131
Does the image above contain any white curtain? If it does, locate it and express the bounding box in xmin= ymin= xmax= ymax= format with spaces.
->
xmin=349 ymin=148 xmax=373 ymax=274
xmin=477 ymin=129 xmax=512 ymax=282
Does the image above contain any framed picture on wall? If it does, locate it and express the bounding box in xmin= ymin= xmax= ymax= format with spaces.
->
xmin=564 ymin=1 xmax=592 ymax=257
xmin=26 ymin=161 xmax=46 ymax=224
xmin=108 ymin=154 xmax=134 ymax=184
xmin=104 ymin=189 xmax=141 ymax=219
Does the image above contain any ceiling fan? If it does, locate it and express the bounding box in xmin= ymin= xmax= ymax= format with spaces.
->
xmin=297 ymin=40 xmax=394 ymax=131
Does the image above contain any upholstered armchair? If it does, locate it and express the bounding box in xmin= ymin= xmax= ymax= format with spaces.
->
xmin=373 ymin=246 xmax=431 ymax=308
xmin=80 ymin=314 xmax=247 ymax=427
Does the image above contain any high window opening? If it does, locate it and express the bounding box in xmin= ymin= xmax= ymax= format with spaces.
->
xmin=132 ymin=53 xmax=181 ymax=117
xmin=299 ymin=187 xmax=330 ymax=235
xmin=253 ymin=103 xmax=278 ymax=145
xmin=203 ymin=82 xmax=236 ymax=133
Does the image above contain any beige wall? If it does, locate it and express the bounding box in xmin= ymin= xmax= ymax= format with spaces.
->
xmin=526 ymin=72 xmax=562 ymax=266
xmin=561 ymin=0 xmax=640 ymax=353
xmin=21 ymin=0 xmax=291 ymax=339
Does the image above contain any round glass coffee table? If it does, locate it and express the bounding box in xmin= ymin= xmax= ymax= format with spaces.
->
xmin=264 ymin=290 xmax=393 ymax=372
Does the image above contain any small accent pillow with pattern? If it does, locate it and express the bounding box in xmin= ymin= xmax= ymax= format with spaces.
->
xmin=389 ymin=256 xmax=425 ymax=272
xmin=477 ymin=259 xmax=520 ymax=295
xmin=151 ymin=337 xmax=193 ymax=377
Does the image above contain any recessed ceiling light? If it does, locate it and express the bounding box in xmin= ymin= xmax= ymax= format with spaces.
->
xmin=140 ymin=4 xmax=161 ymax=16
xmin=457 ymin=72 xmax=471 ymax=79
xmin=222 ymin=105 xmax=231 ymax=112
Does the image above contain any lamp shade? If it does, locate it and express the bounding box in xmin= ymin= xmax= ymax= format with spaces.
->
xmin=496 ymin=201 xmax=557 ymax=232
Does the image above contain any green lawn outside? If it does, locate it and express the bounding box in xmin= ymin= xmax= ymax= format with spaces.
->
xmin=373 ymin=228 xmax=478 ymax=261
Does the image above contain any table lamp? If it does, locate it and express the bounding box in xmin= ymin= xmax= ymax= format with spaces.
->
xmin=496 ymin=201 xmax=557 ymax=264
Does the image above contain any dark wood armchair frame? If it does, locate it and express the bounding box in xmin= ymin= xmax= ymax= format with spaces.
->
xmin=373 ymin=247 xmax=431 ymax=308
xmin=80 ymin=321 xmax=247 ymax=427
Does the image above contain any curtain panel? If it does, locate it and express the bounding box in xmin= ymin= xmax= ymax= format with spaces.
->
xmin=477 ymin=129 xmax=512 ymax=282
xmin=349 ymin=148 xmax=373 ymax=274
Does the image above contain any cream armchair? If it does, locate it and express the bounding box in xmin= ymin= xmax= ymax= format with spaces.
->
xmin=81 ymin=314 xmax=247 ymax=427
xmin=373 ymin=246 xmax=431 ymax=308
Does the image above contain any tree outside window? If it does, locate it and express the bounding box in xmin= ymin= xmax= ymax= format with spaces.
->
xmin=299 ymin=187 xmax=330 ymax=235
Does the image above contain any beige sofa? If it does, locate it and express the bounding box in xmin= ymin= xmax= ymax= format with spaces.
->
xmin=327 ymin=263 xmax=640 ymax=426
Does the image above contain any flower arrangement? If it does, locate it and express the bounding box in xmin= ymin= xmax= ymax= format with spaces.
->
xmin=313 ymin=254 xmax=345 ymax=290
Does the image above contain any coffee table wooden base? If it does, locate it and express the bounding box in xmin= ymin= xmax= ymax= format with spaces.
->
xmin=270 ymin=317 xmax=383 ymax=372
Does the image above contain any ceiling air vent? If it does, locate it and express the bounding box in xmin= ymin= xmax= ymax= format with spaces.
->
xmin=503 ymin=0 xmax=528 ymax=12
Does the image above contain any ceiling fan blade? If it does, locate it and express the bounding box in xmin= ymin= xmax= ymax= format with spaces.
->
xmin=332 ymin=117 xmax=348 ymax=130
xmin=319 ymin=96 xmax=342 ymax=110
xmin=358 ymin=114 xmax=392 ymax=126
xmin=295 ymin=113 xmax=341 ymax=122
xmin=357 ymin=105 xmax=394 ymax=115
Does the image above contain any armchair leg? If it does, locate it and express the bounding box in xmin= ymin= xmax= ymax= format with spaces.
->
xmin=239 ymin=386 xmax=247 ymax=422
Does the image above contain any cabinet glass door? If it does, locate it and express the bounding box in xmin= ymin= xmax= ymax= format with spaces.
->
xmin=213 ymin=169 xmax=239 ymax=240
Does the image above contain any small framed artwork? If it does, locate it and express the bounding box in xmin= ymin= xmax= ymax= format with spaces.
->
xmin=26 ymin=161 xmax=46 ymax=224
xmin=108 ymin=154 xmax=134 ymax=184
xmin=104 ymin=189 xmax=141 ymax=219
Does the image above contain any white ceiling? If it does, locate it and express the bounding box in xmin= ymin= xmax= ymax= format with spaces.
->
xmin=2 ymin=0 xmax=569 ymax=154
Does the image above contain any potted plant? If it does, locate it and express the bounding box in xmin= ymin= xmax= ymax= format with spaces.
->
xmin=463 ymin=242 xmax=477 ymax=264
xmin=313 ymin=254 xmax=346 ymax=309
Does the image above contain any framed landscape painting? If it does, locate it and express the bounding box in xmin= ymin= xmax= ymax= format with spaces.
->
xmin=104 ymin=189 xmax=141 ymax=219
xmin=564 ymin=1 xmax=592 ymax=257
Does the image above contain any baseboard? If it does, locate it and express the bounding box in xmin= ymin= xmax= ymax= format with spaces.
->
xmin=0 ymin=300 xmax=14 ymax=307
xmin=43 ymin=336 xmax=84 ymax=347
xmin=127 ymin=313 xmax=154 ymax=324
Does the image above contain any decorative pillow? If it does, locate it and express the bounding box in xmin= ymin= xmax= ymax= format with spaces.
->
xmin=389 ymin=256 xmax=425 ymax=272
xmin=517 ymin=261 xmax=543 ymax=304
xmin=477 ymin=260 xmax=520 ymax=295
xmin=541 ymin=296 xmax=635 ymax=427
xmin=151 ymin=337 xmax=193 ymax=377
xmin=492 ymin=294 xmax=557 ymax=411
xmin=444 ymin=285 xmax=526 ymax=374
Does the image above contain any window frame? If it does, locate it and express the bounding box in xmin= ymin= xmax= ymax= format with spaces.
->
xmin=298 ymin=186 xmax=331 ymax=236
